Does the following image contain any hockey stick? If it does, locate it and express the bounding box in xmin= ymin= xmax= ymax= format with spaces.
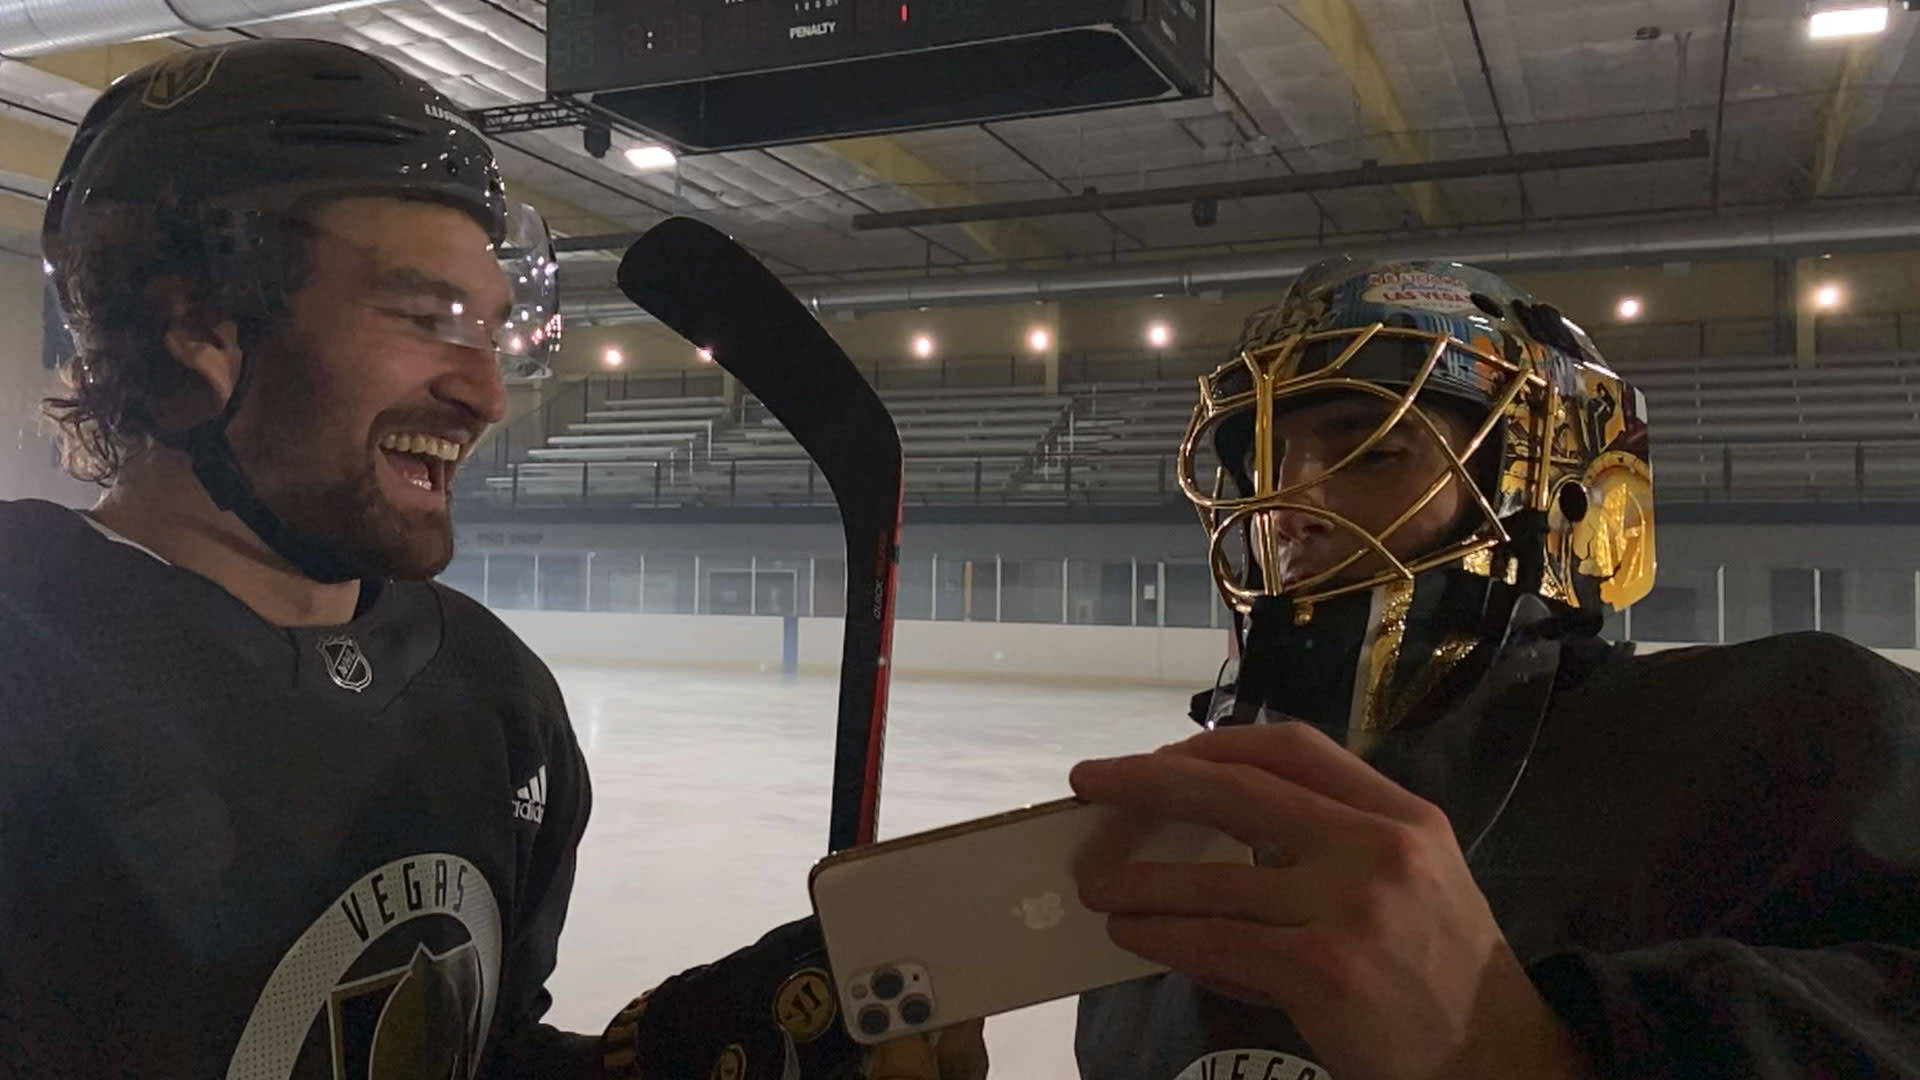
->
xmin=617 ymin=217 xmax=904 ymax=853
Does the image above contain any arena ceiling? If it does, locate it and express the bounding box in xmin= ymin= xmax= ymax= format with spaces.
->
xmin=2 ymin=0 xmax=1916 ymax=307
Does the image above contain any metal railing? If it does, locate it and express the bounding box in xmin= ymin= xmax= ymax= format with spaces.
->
xmin=459 ymin=438 xmax=1920 ymax=512
xmin=459 ymin=450 xmax=1188 ymax=510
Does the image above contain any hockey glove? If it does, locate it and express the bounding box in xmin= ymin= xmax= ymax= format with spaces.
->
xmin=603 ymin=915 xmax=986 ymax=1080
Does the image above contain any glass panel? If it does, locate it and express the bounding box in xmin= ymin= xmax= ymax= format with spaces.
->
xmin=897 ymin=556 xmax=933 ymax=621
xmin=814 ymin=558 xmax=847 ymax=619
xmin=967 ymin=558 xmax=999 ymax=622
xmin=439 ymin=552 xmax=485 ymax=603
xmin=538 ymin=554 xmax=586 ymax=611
xmin=1769 ymin=568 xmax=1816 ymax=635
xmin=1002 ymin=559 xmax=1065 ymax=624
xmin=1723 ymin=566 xmax=1768 ymax=644
xmin=1630 ymin=564 xmax=1720 ymax=642
xmin=1164 ymin=563 xmax=1216 ymax=628
xmin=647 ymin=552 xmax=698 ymax=614
xmin=1629 ymin=586 xmax=1699 ymax=642
xmin=1065 ymin=559 xmax=1134 ymax=626
xmin=707 ymin=567 xmax=754 ymax=615
xmin=592 ymin=550 xmax=644 ymax=613
xmin=1846 ymin=569 xmax=1916 ymax=649
xmin=488 ymin=554 xmax=537 ymax=610
xmin=603 ymin=568 xmax=643 ymax=612
xmin=756 ymin=568 xmax=801 ymax=616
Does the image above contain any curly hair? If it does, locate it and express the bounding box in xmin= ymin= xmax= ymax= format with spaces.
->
xmin=41 ymin=205 xmax=307 ymax=485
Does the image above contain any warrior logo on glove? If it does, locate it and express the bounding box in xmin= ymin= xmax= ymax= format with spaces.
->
xmin=775 ymin=969 xmax=839 ymax=1042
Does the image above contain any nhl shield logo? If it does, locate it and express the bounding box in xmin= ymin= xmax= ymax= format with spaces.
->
xmin=319 ymin=635 xmax=373 ymax=693
xmin=141 ymin=48 xmax=227 ymax=110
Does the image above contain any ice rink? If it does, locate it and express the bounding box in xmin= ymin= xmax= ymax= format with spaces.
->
xmin=541 ymin=665 xmax=1201 ymax=1078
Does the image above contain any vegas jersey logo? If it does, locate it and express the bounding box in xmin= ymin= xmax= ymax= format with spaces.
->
xmin=329 ymin=942 xmax=484 ymax=1079
xmin=226 ymin=854 xmax=502 ymax=1080
xmin=1175 ymin=1050 xmax=1328 ymax=1080
xmin=141 ymin=47 xmax=226 ymax=109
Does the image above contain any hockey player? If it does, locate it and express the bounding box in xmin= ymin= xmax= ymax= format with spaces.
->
xmin=4 ymin=39 xmax=982 ymax=1080
xmin=1068 ymin=259 xmax=1920 ymax=1078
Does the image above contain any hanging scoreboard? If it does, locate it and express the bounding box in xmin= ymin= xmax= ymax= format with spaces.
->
xmin=548 ymin=0 xmax=1212 ymax=152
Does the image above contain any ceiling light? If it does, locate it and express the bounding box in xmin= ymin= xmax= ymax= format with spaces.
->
xmin=1028 ymin=328 xmax=1052 ymax=352
xmin=624 ymin=145 xmax=678 ymax=171
xmin=604 ymin=347 xmax=624 ymax=368
xmin=696 ymin=347 xmax=714 ymax=363
xmin=1147 ymin=322 xmax=1172 ymax=349
xmin=1616 ymin=297 xmax=1643 ymax=321
xmin=913 ymin=333 xmax=935 ymax=359
xmin=1808 ymin=5 xmax=1889 ymax=39
xmin=1815 ymin=283 xmax=1844 ymax=310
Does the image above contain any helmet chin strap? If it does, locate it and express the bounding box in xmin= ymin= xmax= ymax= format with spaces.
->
xmin=152 ymin=359 xmax=369 ymax=585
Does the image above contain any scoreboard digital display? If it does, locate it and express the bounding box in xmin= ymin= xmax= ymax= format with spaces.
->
xmin=549 ymin=1 xmax=1138 ymax=94
xmin=547 ymin=0 xmax=1212 ymax=151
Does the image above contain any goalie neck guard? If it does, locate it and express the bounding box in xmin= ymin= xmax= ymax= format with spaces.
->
xmin=1183 ymin=258 xmax=1655 ymax=745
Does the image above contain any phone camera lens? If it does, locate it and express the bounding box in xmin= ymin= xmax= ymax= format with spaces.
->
xmin=898 ymin=995 xmax=933 ymax=1027
xmin=870 ymin=967 xmax=905 ymax=1000
xmin=857 ymin=1004 xmax=891 ymax=1038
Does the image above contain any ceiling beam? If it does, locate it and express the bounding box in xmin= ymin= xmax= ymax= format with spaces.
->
xmin=0 ymin=182 xmax=43 ymax=237
xmin=1458 ymin=0 xmax=1529 ymax=219
xmin=847 ymin=133 xmax=1710 ymax=231
xmin=1709 ymin=0 xmax=1738 ymax=211
xmin=20 ymin=40 xmax=179 ymax=88
xmin=0 ymin=111 xmax=73 ymax=181
xmin=508 ymin=179 xmax=636 ymax=238
xmin=823 ymin=135 xmax=1054 ymax=261
xmin=1812 ymin=42 xmax=1873 ymax=197
xmin=1292 ymin=0 xmax=1449 ymax=225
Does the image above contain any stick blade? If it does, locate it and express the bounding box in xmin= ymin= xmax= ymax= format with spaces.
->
xmin=617 ymin=218 xmax=901 ymax=477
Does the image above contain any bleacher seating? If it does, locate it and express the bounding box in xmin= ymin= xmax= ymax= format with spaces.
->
xmin=697 ymin=385 xmax=1071 ymax=504
xmin=1627 ymin=352 xmax=1920 ymax=500
xmin=484 ymin=393 xmax=727 ymax=501
xmin=469 ymin=350 xmax=1920 ymax=509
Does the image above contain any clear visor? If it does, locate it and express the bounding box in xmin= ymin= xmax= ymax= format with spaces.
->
xmin=349 ymin=200 xmax=561 ymax=382
xmin=492 ymin=200 xmax=560 ymax=381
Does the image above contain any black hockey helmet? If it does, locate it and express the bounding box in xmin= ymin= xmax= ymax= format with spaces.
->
xmin=44 ymin=39 xmax=513 ymax=314
xmin=41 ymin=40 xmax=556 ymax=582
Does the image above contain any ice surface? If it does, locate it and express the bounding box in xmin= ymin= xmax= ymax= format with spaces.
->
xmin=543 ymin=666 xmax=1198 ymax=1079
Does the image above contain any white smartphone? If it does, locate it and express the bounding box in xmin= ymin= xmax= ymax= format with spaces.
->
xmin=808 ymin=797 xmax=1252 ymax=1045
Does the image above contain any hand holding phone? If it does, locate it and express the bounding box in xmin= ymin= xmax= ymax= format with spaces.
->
xmin=808 ymin=797 xmax=1252 ymax=1044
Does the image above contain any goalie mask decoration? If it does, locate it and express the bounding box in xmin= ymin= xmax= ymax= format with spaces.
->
xmin=1183 ymin=258 xmax=1656 ymax=742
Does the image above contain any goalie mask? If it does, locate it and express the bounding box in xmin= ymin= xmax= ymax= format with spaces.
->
xmin=1182 ymin=258 xmax=1655 ymax=759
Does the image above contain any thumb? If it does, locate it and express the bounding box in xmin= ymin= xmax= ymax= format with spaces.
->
xmin=864 ymin=1033 xmax=939 ymax=1080
xmin=934 ymin=1019 xmax=989 ymax=1080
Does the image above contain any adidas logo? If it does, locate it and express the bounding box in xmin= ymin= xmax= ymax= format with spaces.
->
xmin=512 ymin=765 xmax=547 ymax=824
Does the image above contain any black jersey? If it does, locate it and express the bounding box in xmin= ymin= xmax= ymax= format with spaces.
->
xmin=1077 ymin=632 xmax=1920 ymax=1079
xmin=0 ymin=499 xmax=598 ymax=1078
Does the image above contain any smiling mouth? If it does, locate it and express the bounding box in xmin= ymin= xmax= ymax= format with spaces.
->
xmin=377 ymin=432 xmax=464 ymax=495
